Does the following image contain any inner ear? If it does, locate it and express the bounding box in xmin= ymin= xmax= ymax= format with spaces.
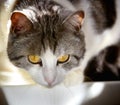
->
xmin=73 ymin=11 xmax=84 ymax=25
xmin=11 ymin=12 xmax=32 ymax=34
xmin=63 ymin=11 xmax=85 ymax=31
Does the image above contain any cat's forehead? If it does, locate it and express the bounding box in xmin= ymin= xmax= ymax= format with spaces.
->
xmin=14 ymin=1 xmax=62 ymax=23
xmin=29 ymin=5 xmax=61 ymax=20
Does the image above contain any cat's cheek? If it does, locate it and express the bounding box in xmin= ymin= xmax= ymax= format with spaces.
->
xmin=25 ymin=65 xmax=59 ymax=87
xmin=54 ymin=67 xmax=67 ymax=85
xmin=63 ymin=69 xmax=84 ymax=87
xmin=26 ymin=65 xmax=49 ymax=86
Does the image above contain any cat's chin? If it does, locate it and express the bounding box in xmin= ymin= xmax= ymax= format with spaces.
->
xmin=28 ymin=68 xmax=84 ymax=88
xmin=34 ymin=80 xmax=62 ymax=88
xmin=31 ymin=76 xmax=62 ymax=88
xmin=40 ymin=69 xmax=84 ymax=88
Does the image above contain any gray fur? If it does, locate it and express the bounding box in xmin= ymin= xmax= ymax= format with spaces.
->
xmin=7 ymin=0 xmax=120 ymax=87
xmin=7 ymin=0 xmax=85 ymax=87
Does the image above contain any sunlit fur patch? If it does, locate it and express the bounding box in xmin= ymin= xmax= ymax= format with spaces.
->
xmin=12 ymin=4 xmax=61 ymax=23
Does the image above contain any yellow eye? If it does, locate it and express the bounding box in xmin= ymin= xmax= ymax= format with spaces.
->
xmin=28 ymin=55 xmax=41 ymax=64
xmin=57 ymin=55 xmax=70 ymax=64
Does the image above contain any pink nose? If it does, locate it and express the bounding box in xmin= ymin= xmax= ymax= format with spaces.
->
xmin=45 ymin=78 xmax=55 ymax=86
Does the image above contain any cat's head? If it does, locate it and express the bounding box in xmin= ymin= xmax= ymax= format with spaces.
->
xmin=7 ymin=1 xmax=85 ymax=87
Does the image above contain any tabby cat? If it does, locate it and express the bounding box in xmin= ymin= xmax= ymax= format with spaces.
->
xmin=7 ymin=0 xmax=120 ymax=87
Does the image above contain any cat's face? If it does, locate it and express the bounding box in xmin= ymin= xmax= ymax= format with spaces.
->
xmin=7 ymin=3 xmax=85 ymax=87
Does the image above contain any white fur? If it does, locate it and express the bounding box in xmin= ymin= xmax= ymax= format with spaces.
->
xmin=12 ymin=5 xmax=61 ymax=23
xmin=59 ymin=0 xmax=120 ymax=86
xmin=79 ymin=0 xmax=120 ymax=70
xmin=42 ymin=48 xmax=57 ymax=84
xmin=52 ymin=5 xmax=60 ymax=11
xmin=28 ymin=48 xmax=63 ymax=86
xmin=12 ymin=6 xmax=38 ymax=22
xmin=27 ymin=48 xmax=57 ymax=86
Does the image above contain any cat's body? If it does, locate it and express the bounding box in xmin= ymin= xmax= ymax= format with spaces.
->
xmin=69 ymin=0 xmax=120 ymax=81
xmin=85 ymin=42 xmax=120 ymax=81
xmin=71 ymin=0 xmax=120 ymax=69
xmin=7 ymin=0 xmax=120 ymax=87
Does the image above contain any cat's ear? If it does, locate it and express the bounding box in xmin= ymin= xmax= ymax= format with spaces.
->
xmin=63 ymin=11 xmax=84 ymax=31
xmin=10 ymin=12 xmax=32 ymax=34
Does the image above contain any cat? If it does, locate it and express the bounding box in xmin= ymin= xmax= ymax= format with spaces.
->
xmin=7 ymin=0 xmax=86 ymax=87
xmin=7 ymin=0 xmax=120 ymax=87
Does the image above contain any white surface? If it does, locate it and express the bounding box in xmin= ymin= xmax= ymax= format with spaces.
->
xmin=2 ymin=83 xmax=105 ymax=105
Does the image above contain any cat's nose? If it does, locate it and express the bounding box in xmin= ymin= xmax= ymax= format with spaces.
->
xmin=42 ymin=68 xmax=57 ymax=87
xmin=45 ymin=78 xmax=55 ymax=86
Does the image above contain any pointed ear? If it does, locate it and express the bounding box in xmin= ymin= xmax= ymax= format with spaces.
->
xmin=10 ymin=12 xmax=32 ymax=34
xmin=63 ymin=11 xmax=85 ymax=31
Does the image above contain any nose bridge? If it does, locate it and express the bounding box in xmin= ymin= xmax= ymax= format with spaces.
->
xmin=42 ymin=48 xmax=57 ymax=85
xmin=43 ymin=48 xmax=57 ymax=68
xmin=43 ymin=66 xmax=57 ymax=86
